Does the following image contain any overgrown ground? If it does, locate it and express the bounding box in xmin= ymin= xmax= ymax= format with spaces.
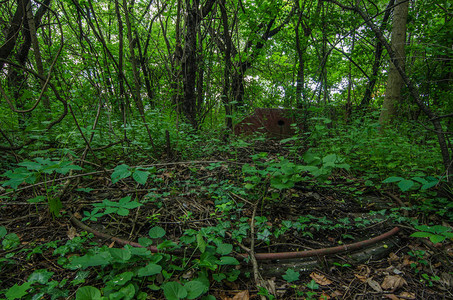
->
xmin=1 ymin=138 xmax=452 ymax=300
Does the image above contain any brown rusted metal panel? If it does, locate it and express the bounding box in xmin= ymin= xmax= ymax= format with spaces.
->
xmin=234 ymin=108 xmax=301 ymax=139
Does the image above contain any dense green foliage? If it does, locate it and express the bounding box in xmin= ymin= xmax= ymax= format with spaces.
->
xmin=0 ymin=0 xmax=452 ymax=298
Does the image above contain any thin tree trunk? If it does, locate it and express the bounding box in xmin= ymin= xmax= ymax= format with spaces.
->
xmin=114 ymin=0 xmax=126 ymax=112
xmin=0 ymin=0 xmax=30 ymax=71
xmin=345 ymin=30 xmax=355 ymax=122
xmin=135 ymin=30 xmax=155 ymax=107
xmin=294 ymin=1 xmax=311 ymax=109
xmin=379 ymin=0 xmax=409 ymax=125
xmin=122 ymin=0 xmax=155 ymax=149
xmin=220 ymin=0 xmax=233 ymax=130
xmin=325 ymin=0 xmax=453 ymax=179
xmin=26 ymin=1 xmax=50 ymax=110
xmin=182 ymin=0 xmax=199 ymax=127
xmin=360 ymin=0 xmax=394 ymax=108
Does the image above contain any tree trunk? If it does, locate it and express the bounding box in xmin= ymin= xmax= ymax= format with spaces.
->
xmin=180 ymin=0 xmax=216 ymax=128
xmin=26 ymin=1 xmax=50 ymax=110
xmin=360 ymin=0 xmax=394 ymax=108
xmin=122 ymin=0 xmax=155 ymax=149
xmin=379 ymin=0 xmax=409 ymax=125
xmin=182 ymin=0 xmax=199 ymax=128
xmin=294 ymin=2 xmax=311 ymax=109
xmin=220 ymin=0 xmax=233 ymax=130
xmin=0 ymin=0 xmax=30 ymax=71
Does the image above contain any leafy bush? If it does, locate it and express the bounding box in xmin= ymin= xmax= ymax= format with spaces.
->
xmin=308 ymin=116 xmax=442 ymax=181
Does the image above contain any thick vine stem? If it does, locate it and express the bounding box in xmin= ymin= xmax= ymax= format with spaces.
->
xmin=68 ymin=212 xmax=400 ymax=261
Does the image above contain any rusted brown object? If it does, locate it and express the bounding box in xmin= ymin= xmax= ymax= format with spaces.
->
xmin=69 ymin=212 xmax=400 ymax=262
xmin=234 ymin=108 xmax=301 ymax=139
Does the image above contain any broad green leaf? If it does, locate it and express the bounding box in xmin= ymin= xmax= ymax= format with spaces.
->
xmin=282 ymin=269 xmax=299 ymax=283
xmin=122 ymin=201 xmax=142 ymax=210
xmin=303 ymin=151 xmax=321 ymax=166
xmin=226 ymin=269 xmax=240 ymax=281
xmin=117 ymin=283 xmax=136 ymax=299
xmin=27 ymin=195 xmax=46 ymax=203
xmin=414 ymin=225 xmax=433 ymax=233
xmin=430 ymin=225 xmax=451 ymax=233
xmin=18 ymin=161 xmax=44 ymax=171
xmin=411 ymin=177 xmax=428 ymax=185
xmin=199 ymin=251 xmax=218 ymax=270
xmin=410 ymin=232 xmax=432 ymax=238
xmin=298 ymin=165 xmax=319 ymax=173
xmin=163 ymin=282 xmax=187 ymax=300
xmin=5 ymin=282 xmax=32 ymax=300
xmin=71 ymin=270 xmax=90 ymax=286
xmin=118 ymin=195 xmax=133 ymax=205
xmin=244 ymin=183 xmax=255 ymax=189
xmin=2 ymin=233 xmax=20 ymax=250
xmin=216 ymin=243 xmax=233 ymax=255
xmin=336 ymin=163 xmax=350 ymax=170
xmin=111 ymin=271 xmax=134 ymax=286
xmin=138 ymin=237 xmax=153 ymax=247
xmin=0 ymin=226 xmax=6 ymax=238
xmin=28 ymin=269 xmax=54 ymax=284
xmin=111 ymin=164 xmax=132 ymax=184
xmin=185 ymin=280 xmax=208 ymax=299
xmin=56 ymin=164 xmax=83 ymax=175
xmin=68 ymin=252 xmax=112 ymax=269
xmin=149 ymin=226 xmax=166 ymax=239
xmin=133 ymin=170 xmax=149 ymax=185
xmin=398 ymin=179 xmax=414 ymax=192
xmin=213 ymin=273 xmax=226 ymax=282
xmin=49 ymin=198 xmax=62 ymax=217
xmin=218 ymin=256 xmax=239 ymax=265
xmin=34 ymin=157 xmax=52 ymax=166
xmin=116 ymin=208 xmax=130 ymax=216
xmin=1 ymin=168 xmax=35 ymax=189
xmin=157 ymin=240 xmax=178 ymax=249
xmin=322 ymin=154 xmax=337 ymax=163
xmin=421 ymin=181 xmax=438 ymax=190
xmin=382 ymin=177 xmax=404 ymax=183
xmin=75 ymin=286 xmax=102 ymax=300
xmin=103 ymin=199 xmax=119 ymax=207
xmin=306 ymin=279 xmax=319 ymax=290
xmin=104 ymin=207 xmax=118 ymax=215
xmin=137 ymin=263 xmax=162 ymax=277
xmin=109 ymin=247 xmax=132 ymax=261
xmin=129 ymin=246 xmax=154 ymax=258
xmin=270 ymin=178 xmax=294 ymax=189
xmin=428 ymin=234 xmax=446 ymax=244
xmin=197 ymin=232 xmax=207 ymax=253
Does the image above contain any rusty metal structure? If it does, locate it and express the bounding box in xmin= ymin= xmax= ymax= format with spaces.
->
xmin=234 ymin=108 xmax=301 ymax=139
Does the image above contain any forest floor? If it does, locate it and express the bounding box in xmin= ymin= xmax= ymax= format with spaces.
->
xmin=1 ymin=141 xmax=452 ymax=299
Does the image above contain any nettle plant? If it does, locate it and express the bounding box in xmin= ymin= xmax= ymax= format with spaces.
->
xmin=382 ymin=175 xmax=440 ymax=193
xmin=110 ymin=164 xmax=153 ymax=185
xmin=82 ymin=196 xmax=143 ymax=222
xmin=242 ymin=151 xmax=350 ymax=198
xmin=1 ymin=158 xmax=83 ymax=216
xmin=83 ymin=164 xmax=153 ymax=221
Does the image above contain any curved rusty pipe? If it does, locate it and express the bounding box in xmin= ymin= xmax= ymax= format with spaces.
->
xmin=69 ymin=212 xmax=400 ymax=261
xmin=240 ymin=226 xmax=400 ymax=260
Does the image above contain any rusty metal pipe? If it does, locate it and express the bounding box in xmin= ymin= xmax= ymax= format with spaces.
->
xmin=69 ymin=213 xmax=400 ymax=261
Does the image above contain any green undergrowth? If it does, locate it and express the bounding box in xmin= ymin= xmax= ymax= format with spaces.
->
xmin=1 ymin=114 xmax=452 ymax=299
xmin=307 ymin=115 xmax=442 ymax=181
